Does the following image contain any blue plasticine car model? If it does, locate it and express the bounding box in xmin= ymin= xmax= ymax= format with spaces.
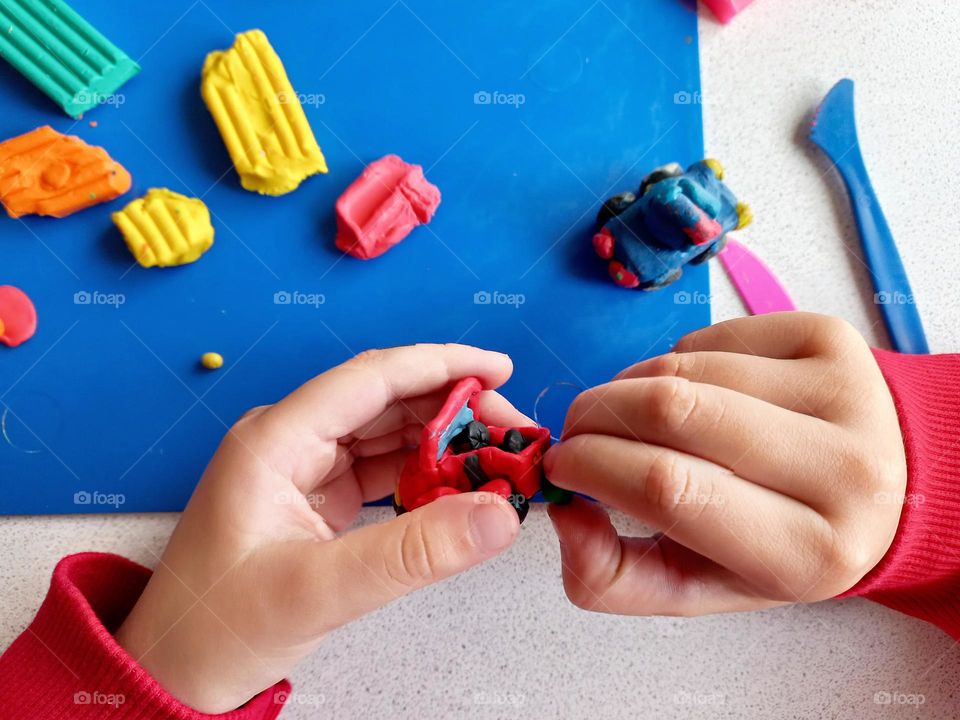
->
xmin=592 ymin=160 xmax=752 ymax=290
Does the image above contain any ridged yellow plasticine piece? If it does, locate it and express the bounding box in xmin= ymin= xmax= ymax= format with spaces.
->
xmin=113 ymin=189 xmax=214 ymax=268
xmin=201 ymin=29 xmax=328 ymax=196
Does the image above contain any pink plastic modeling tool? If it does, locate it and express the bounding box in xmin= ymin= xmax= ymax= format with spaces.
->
xmin=718 ymin=237 xmax=795 ymax=315
xmin=702 ymin=0 xmax=755 ymax=24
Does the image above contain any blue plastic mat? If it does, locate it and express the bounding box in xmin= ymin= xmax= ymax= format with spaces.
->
xmin=0 ymin=0 xmax=706 ymax=514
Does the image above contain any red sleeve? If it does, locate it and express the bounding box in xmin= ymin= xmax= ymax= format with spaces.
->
xmin=839 ymin=350 xmax=960 ymax=639
xmin=0 ymin=553 xmax=290 ymax=720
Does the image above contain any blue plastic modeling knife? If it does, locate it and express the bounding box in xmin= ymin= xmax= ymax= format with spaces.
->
xmin=810 ymin=79 xmax=929 ymax=354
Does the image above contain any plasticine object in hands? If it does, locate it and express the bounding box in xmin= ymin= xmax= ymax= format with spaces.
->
xmin=394 ymin=377 xmax=550 ymax=522
xmin=702 ymin=0 xmax=755 ymax=23
xmin=592 ymin=159 xmax=751 ymax=290
xmin=335 ymin=155 xmax=441 ymax=259
xmin=0 ymin=285 xmax=37 ymax=348
xmin=201 ymin=30 xmax=328 ymax=196
xmin=0 ymin=126 xmax=131 ymax=218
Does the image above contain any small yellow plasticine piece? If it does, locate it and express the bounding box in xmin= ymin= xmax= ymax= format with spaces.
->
xmin=704 ymin=158 xmax=725 ymax=180
xmin=201 ymin=29 xmax=328 ymax=196
xmin=200 ymin=352 xmax=224 ymax=370
xmin=113 ymin=189 xmax=214 ymax=268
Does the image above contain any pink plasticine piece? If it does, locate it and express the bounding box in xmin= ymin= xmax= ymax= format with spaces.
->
xmin=335 ymin=155 xmax=441 ymax=260
xmin=702 ymin=0 xmax=755 ymax=23
xmin=718 ymin=236 xmax=796 ymax=315
xmin=0 ymin=285 xmax=38 ymax=347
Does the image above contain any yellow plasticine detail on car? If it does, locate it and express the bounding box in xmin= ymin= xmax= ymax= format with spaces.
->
xmin=113 ymin=189 xmax=214 ymax=267
xmin=736 ymin=201 xmax=753 ymax=229
xmin=704 ymin=158 xmax=724 ymax=180
xmin=201 ymin=29 xmax=328 ymax=196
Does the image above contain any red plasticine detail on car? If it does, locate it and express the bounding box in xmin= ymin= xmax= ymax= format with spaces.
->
xmin=592 ymin=227 xmax=615 ymax=259
xmin=608 ymin=261 xmax=640 ymax=288
xmin=684 ymin=214 xmax=723 ymax=246
xmin=702 ymin=0 xmax=755 ymax=23
xmin=397 ymin=377 xmax=550 ymax=514
xmin=0 ymin=285 xmax=37 ymax=348
xmin=417 ymin=377 xmax=485 ymax=473
xmin=335 ymin=154 xmax=441 ymax=260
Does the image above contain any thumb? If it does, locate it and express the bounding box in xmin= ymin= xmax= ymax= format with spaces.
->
xmin=307 ymin=493 xmax=519 ymax=634
xmin=548 ymin=497 xmax=628 ymax=612
xmin=547 ymin=497 xmax=765 ymax=616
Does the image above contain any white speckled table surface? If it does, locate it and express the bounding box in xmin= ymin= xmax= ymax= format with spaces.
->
xmin=3 ymin=1 xmax=959 ymax=718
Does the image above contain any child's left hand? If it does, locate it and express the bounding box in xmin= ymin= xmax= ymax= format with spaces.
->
xmin=544 ymin=312 xmax=908 ymax=617
xmin=115 ymin=344 xmax=526 ymax=713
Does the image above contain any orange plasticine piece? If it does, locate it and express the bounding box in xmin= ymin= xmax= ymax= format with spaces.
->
xmin=0 ymin=126 xmax=131 ymax=219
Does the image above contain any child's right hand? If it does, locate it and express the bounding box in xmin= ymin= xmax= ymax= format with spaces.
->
xmin=114 ymin=344 xmax=525 ymax=713
xmin=545 ymin=312 xmax=908 ymax=617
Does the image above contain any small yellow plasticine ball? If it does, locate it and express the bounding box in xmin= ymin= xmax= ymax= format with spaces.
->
xmin=201 ymin=352 xmax=224 ymax=370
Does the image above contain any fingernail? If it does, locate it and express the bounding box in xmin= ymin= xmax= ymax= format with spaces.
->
xmin=543 ymin=444 xmax=558 ymax=474
xmin=469 ymin=501 xmax=517 ymax=552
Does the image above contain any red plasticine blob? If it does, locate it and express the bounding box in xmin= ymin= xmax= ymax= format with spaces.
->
xmin=0 ymin=286 xmax=38 ymax=348
xmin=335 ymin=154 xmax=441 ymax=260
xmin=394 ymin=377 xmax=551 ymax=522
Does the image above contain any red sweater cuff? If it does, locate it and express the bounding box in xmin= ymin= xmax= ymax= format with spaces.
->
xmin=840 ymin=350 xmax=960 ymax=639
xmin=0 ymin=553 xmax=290 ymax=720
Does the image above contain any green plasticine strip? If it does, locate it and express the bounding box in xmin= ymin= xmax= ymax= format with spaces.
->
xmin=0 ymin=0 xmax=140 ymax=118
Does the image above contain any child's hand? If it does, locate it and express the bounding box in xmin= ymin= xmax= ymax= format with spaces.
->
xmin=545 ymin=313 xmax=907 ymax=616
xmin=115 ymin=345 xmax=525 ymax=713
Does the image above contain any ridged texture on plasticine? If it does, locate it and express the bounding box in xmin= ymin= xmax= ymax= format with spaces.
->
xmin=201 ymin=29 xmax=328 ymax=196
xmin=201 ymin=30 xmax=327 ymax=195
xmin=0 ymin=125 xmax=131 ymax=218
xmin=0 ymin=0 xmax=140 ymax=118
xmin=113 ymin=188 xmax=215 ymax=268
